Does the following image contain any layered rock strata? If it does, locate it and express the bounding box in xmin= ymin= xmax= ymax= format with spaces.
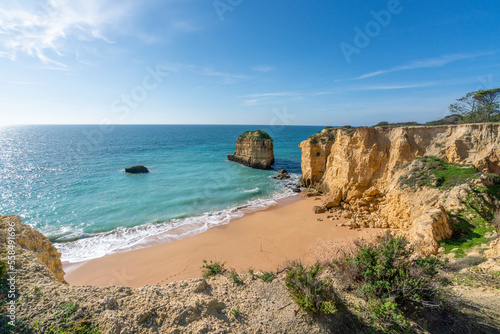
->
xmin=228 ymin=130 xmax=275 ymax=169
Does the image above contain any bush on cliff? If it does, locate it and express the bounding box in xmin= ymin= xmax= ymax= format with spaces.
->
xmin=285 ymin=262 xmax=337 ymax=315
xmin=334 ymin=233 xmax=443 ymax=333
xmin=240 ymin=130 xmax=271 ymax=140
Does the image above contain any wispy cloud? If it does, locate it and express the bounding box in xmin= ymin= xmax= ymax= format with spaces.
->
xmin=0 ymin=0 xmax=132 ymax=68
xmin=355 ymin=52 xmax=495 ymax=80
xmin=160 ymin=63 xmax=249 ymax=84
xmin=242 ymin=92 xmax=298 ymax=98
xmin=252 ymin=65 xmax=275 ymax=73
xmin=240 ymin=91 xmax=300 ymax=106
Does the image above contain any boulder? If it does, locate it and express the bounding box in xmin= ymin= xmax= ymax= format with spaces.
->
xmin=125 ymin=165 xmax=149 ymax=174
xmin=313 ymin=206 xmax=327 ymax=214
xmin=323 ymin=188 xmax=342 ymax=208
xmin=273 ymin=169 xmax=291 ymax=180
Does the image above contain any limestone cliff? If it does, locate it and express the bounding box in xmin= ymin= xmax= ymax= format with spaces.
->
xmin=0 ymin=215 xmax=66 ymax=283
xmin=299 ymin=124 xmax=500 ymax=254
xmin=228 ymin=130 xmax=275 ymax=169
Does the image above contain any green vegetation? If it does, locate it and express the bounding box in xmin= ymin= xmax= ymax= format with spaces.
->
xmin=334 ymin=233 xmax=443 ymax=333
xmin=0 ymin=259 xmax=6 ymax=278
xmin=399 ymin=156 xmax=480 ymax=189
xmin=202 ymin=260 xmax=226 ymax=278
xmin=285 ymin=263 xmax=337 ymax=315
xmin=308 ymin=125 xmax=356 ymax=145
xmin=25 ymin=321 xmax=99 ymax=334
xmin=449 ymin=88 xmax=500 ymax=123
xmin=256 ymin=271 xmax=276 ymax=282
xmin=23 ymin=302 xmax=99 ymax=334
xmin=230 ymin=306 xmax=240 ymax=318
xmin=229 ymin=270 xmax=241 ymax=284
xmin=440 ymin=183 xmax=498 ymax=257
xmin=58 ymin=301 xmax=78 ymax=318
xmin=450 ymin=268 xmax=500 ymax=289
xmin=240 ymin=130 xmax=271 ymax=140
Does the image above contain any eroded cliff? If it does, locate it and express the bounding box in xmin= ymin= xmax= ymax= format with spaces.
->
xmin=228 ymin=130 xmax=275 ymax=169
xmin=299 ymin=124 xmax=500 ymax=254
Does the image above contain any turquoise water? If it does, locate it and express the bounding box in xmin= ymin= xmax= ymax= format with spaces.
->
xmin=0 ymin=125 xmax=322 ymax=262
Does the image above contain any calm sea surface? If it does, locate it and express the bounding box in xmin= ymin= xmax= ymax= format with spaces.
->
xmin=0 ymin=125 xmax=322 ymax=262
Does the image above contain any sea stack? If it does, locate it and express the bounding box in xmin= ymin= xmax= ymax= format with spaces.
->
xmin=228 ymin=130 xmax=275 ymax=169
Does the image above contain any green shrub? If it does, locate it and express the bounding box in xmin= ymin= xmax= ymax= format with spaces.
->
xmin=368 ymin=299 xmax=410 ymax=333
xmin=240 ymin=130 xmax=271 ymax=140
xmin=309 ymin=134 xmax=319 ymax=145
xmin=229 ymin=270 xmax=241 ymax=284
xmin=256 ymin=271 xmax=276 ymax=282
xmin=285 ymin=263 xmax=337 ymax=315
xmin=334 ymin=233 xmax=442 ymax=332
xmin=202 ymin=260 xmax=225 ymax=278
xmin=58 ymin=302 xmax=78 ymax=318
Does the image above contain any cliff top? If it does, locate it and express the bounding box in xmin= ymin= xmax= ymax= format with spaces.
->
xmin=239 ymin=130 xmax=272 ymax=140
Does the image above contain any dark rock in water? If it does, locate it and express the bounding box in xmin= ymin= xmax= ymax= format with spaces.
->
xmin=291 ymin=188 xmax=302 ymax=193
xmin=125 ymin=165 xmax=149 ymax=174
xmin=273 ymin=169 xmax=291 ymax=180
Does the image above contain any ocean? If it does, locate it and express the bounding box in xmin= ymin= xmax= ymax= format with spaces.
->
xmin=0 ymin=125 xmax=323 ymax=263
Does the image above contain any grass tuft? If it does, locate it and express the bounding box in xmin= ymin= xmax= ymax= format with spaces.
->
xmin=202 ymin=260 xmax=226 ymax=278
xmin=256 ymin=271 xmax=276 ymax=282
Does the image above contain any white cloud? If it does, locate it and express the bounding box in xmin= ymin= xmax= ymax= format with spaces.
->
xmin=0 ymin=0 xmax=132 ymax=67
xmin=240 ymin=92 xmax=300 ymax=106
xmin=355 ymin=52 xmax=495 ymax=80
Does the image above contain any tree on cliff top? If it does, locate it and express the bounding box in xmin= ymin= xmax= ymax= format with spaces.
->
xmin=449 ymin=88 xmax=500 ymax=123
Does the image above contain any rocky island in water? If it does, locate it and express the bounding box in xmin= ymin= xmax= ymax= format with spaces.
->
xmin=227 ymin=130 xmax=275 ymax=169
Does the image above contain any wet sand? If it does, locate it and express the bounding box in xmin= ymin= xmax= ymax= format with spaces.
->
xmin=64 ymin=194 xmax=377 ymax=287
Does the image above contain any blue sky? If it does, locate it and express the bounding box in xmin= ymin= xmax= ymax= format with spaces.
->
xmin=1 ymin=0 xmax=499 ymax=126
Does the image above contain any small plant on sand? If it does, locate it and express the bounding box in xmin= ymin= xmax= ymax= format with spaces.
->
xmin=202 ymin=260 xmax=226 ymax=278
xmin=229 ymin=270 xmax=241 ymax=284
xmin=256 ymin=271 xmax=276 ymax=282
xmin=285 ymin=262 xmax=337 ymax=315
xmin=230 ymin=306 xmax=240 ymax=318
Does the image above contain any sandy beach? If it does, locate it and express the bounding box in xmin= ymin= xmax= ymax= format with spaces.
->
xmin=64 ymin=194 xmax=377 ymax=288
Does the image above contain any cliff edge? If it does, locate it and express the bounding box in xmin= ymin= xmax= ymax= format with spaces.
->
xmin=228 ymin=130 xmax=275 ymax=169
xmin=299 ymin=124 xmax=500 ymax=254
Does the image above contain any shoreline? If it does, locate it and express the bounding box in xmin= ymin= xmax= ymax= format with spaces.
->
xmin=56 ymin=183 xmax=303 ymax=264
xmin=64 ymin=193 xmax=378 ymax=287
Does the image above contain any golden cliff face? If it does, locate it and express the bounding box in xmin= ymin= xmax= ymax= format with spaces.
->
xmin=228 ymin=130 xmax=275 ymax=169
xmin=299 ymin=124 xmax=500 ymax=254
xmin=1 ymin=215 xmax=66 ymax=283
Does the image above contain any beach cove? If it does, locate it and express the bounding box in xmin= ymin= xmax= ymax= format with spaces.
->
xmin=64 ymin=193 xmax=378 ymax=287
